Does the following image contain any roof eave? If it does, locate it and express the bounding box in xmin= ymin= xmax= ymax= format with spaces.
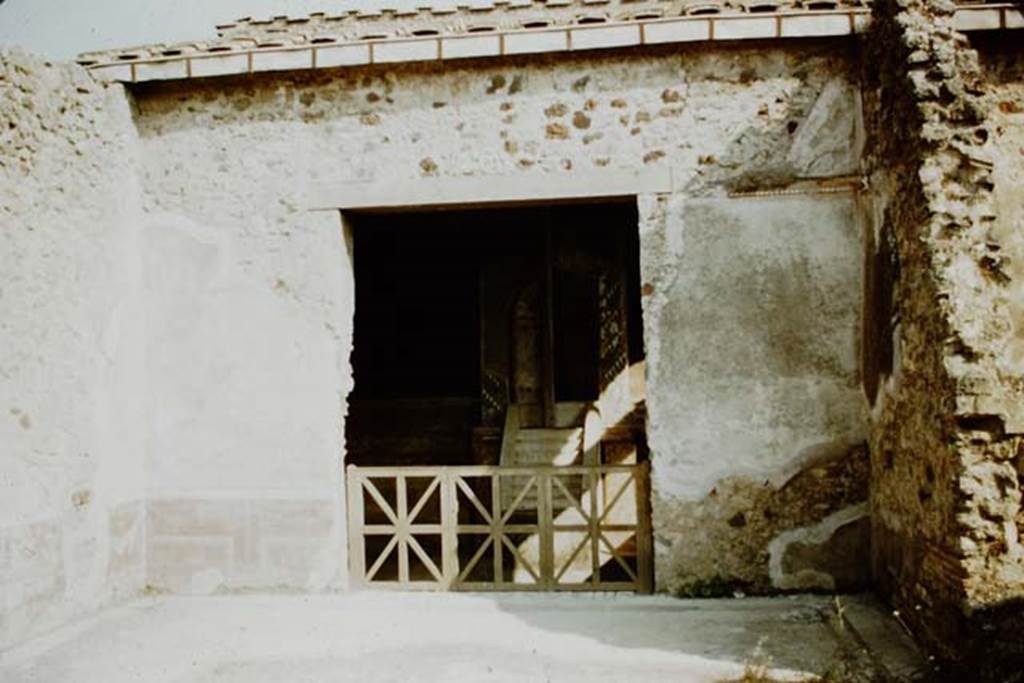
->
xmin=79 ymin=5 xmax=1022 ymax=84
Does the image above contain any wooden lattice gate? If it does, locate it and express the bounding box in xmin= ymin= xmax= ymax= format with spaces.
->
xmin=346 ymin=463 xmax=653 ymax=592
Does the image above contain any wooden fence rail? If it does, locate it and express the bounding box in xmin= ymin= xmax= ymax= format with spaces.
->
xmin=346 ymin=462 xmax=652 ymax=593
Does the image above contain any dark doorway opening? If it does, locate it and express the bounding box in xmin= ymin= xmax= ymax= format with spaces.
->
xmin=350 ymin=217 xmax=482 ymax=401
xmin=345 ymin=200 xmax=646 ymax=468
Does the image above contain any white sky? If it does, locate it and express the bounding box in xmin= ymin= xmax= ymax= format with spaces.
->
xmin=0 ymin=0 xmax=416 ymax=60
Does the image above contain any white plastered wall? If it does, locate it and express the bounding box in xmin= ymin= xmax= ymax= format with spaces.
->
xmin=127 ymin=41 xmax=864 ymax=594
xmin=141 ymin=206 xmax=353 ymax=592
xmin=0 ymin=51 xmax=147 ymax=648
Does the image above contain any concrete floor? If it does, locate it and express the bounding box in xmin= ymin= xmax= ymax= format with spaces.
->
xmin=0 ymin=593 xmax=924 ymax=682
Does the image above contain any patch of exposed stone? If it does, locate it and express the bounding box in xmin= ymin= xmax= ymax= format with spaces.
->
xmin=769 ymin=501 xmax=869 ymax=591
xmin=862 ymin=0 xmax=1024 ymax=678
xmin=0 ymin=49 xmax=115 ymax=178
xmin=128 ymin=45 xmax=857 ymax=201
xmin=654 ymin=444 xmax=869 ymax=596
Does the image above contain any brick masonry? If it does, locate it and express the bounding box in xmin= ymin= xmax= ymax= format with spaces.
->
xmin=862 ymin=1 xmax=1024 ymax=678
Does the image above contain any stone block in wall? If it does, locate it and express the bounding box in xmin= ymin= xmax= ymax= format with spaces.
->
xmin=786 ymin=78 xmax=860 ymax=179
xmin=972 ymin=394 xmax=1024 ymax=434
xmin=768 ymin=502 xmax=870 ymax=591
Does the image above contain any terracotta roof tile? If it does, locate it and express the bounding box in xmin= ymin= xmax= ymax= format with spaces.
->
xmin=76 ymin=0 xmax=1016 ymax=81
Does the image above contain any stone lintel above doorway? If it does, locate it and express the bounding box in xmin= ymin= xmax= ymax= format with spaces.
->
xmin=309 ymin=168 xmax=675 ymax=212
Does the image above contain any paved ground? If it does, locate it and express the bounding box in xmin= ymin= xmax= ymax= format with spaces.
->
xmin=0 ymin=593 xmax=925 ymax=682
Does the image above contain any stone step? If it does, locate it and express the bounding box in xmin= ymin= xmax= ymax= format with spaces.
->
xmin=501 ymin=428 xmax=584 ymax=511
xmin=516 ymin=428 xmax=581 ymax=444
xmin=515 ymin=428 xmax=582 ymax=447
xmin=512 ymin=429 xmax=582 ymax=467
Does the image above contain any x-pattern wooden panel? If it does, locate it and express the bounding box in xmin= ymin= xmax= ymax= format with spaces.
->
xmin=346 ymin=463 xmax=652 ymax=593
xmin=359 ymin=475 xmax=445 ymax=584
xmin=455 ymin=473 xmax=543 ymax=587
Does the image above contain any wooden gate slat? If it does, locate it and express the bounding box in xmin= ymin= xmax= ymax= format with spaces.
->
xmin=455 ymin=476 xmax=493 ymax=523
xmin=589 ymin=468 xmax=600 ymax=586
xmin=441 ymin=471 xmax=458 ymax=589
xmin=457 ymin=535 xmax=494 ymax=583
xmin=597 ymin=470 xmax=635 ymax=525
xmin=551 ymin=474 xmax=589 ymax=522
xmin=491 ymin=474 xmax=503 ymax=584
xmin=538 ymin=471 xmax=554 ymax=589
xmin=598 ymin=531 xmax=638 ymax=582
xmin=365 ymin=534 xmax=399 ymax=581
xmin=396 ymin=476 xmax=409 ymax=584
xmin=499 ymin=475 xmax=537 ymax=525
xmin=501 ymin=535 xmax=541 ymax=582
xmin=636 ymin=460 xmax=654 ymax=593
xmin=345 ymin=465 xmax=366 ymax=589
xmin=363 ymin=477 xmax=400 ymax=525
xmin=407 ymin=476 xmax=440 ymax=524
xmin=555 ymin=534 xmax=591 ymax=582
xmin=408 ymin=535 xmax=444 ymax=583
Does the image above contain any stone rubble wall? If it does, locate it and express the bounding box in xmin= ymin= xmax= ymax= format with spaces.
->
xmin=130 ymin=43 xmax=868 ymax=596
xmin=974 ymin=36 xmax=1024 ymax=675
xmin=0 ymin=50 xmax=146 ymax=649
xmin=862 ymin=2 xmax=1024 ymax=677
